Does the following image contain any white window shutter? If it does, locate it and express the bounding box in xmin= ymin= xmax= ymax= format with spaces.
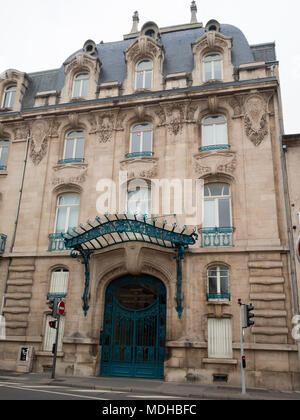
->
xmin=49 ymin=271 xmax=69 ymax=295
xmin=208 ymin=318 xmax=232 ymax=359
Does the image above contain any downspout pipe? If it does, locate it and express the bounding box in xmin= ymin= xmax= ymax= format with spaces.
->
xmin=0 ymin=129 xmax=30 ymax=315
xmin=275 ymin=82 xmax=300 ymax=369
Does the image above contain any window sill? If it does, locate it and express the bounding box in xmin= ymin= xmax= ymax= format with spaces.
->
xmin=207 ymin=298 xmax=231 ymax=305
xmin=0 ymin=168 xmax=8 ymax=176
xmin=202 ymin=358 xmax=237 ymax=365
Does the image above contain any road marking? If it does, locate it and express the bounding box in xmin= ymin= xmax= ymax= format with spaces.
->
xmin=67 ymin=389 xmax=126 ymax=393
xmin=131 ymin=395 xmax=180 ymax=399
xmin=0 ymin=383 xmax=107 ymax=400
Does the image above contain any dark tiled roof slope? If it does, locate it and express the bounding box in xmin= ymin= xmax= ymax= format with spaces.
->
xmin=21 ymin=24 xmax=275 ymax=110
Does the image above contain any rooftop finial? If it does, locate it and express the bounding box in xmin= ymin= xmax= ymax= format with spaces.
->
xmin=131 ymin=11 xmax=139 ymax=33
xmin=190 ymin=1 xmax=198 ymax=24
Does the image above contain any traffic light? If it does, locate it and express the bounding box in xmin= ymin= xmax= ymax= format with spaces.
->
xmin=244 ymin=303 xmax=255 ymax=328
xmin=49 ymin=320 xmax=57 ymax=329
xmin=242 ymin=355 xmax=246 ymax=369
xmin=47 ymin=298 xmax=58 ymax=318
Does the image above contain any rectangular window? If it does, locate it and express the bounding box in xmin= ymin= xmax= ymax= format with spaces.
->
xmin=208 ymin=318 xmax=232 ymax=359
xmin=0 ymin=141 xmax=9 ymax=169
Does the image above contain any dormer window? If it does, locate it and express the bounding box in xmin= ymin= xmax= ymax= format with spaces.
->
xmin=2 ymin=85 xmax=16 ymax=108
xmin=135 ymin=60 xmax=153 ymax=90
xmin=72 ymin=73 xmax=89 ymax=98
xmin=203 ymin=53 xmax=223 ymax=82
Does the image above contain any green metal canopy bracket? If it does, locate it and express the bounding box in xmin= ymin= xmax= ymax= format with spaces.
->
xmin=174 ymin=245 xmax=185 ymax=319
xmin=71 ymin=247 xmax=94 ymax=316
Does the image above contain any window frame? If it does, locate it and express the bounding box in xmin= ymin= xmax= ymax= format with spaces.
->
xmin=62 ymin=130 xmax=85 ymax=163
xmin=203 ymin=53 xmax=223 ymax=82
xmin=126 ymin=179 xmax=152 ymax=217
xmin=54 ymin=193 xmax=80 ymax=234
xmin=207 ymin=265 xmax=230 ymax=301
xmin=0 ymin=139 xmax=9 ymax=170
xmin=72 ymin=72 xmax=89 ymax=98
xmin=203 ymin=184 xmax=232 ymax=229
xmin=2 ymin=85 xmax=17 ymax=109
xmin=129 ymin=123 xmax=153 ymax=156
xmin=135 ymin=60 xmax=153 ymax=90
xmin=201 ymin=115 xmax=228 ymax=150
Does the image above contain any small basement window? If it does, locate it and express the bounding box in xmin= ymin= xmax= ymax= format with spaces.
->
xmin=213 ymin=374 xmax=228 ymax=383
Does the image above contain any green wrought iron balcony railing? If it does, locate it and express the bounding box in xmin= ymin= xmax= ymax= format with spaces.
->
xmin=207 ymin=293 xmax=231 ymax=301
xmin=200 ymin=227 xmax=233 ymax=248
xmin=0 ymin=234 xmax=7 ymax=254
xmin=48 ymin=233 xmax=71 ymax=252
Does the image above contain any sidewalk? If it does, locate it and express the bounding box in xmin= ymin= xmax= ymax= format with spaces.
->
xmin=1 ymin=370 xmax=300 ymax=400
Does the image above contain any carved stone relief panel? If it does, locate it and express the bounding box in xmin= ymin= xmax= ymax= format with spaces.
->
xmin=29 ymin=120 xmax=50 ymax=166
xmin=52 ymin=162 xmax=88 ymax=187
xmin=244 ymin=94 xmax=268 ymax=146
xmin=120 ymin=157 xmax=158 ymax=179
xmin=194 ymin=150 xmax=237 ymax=177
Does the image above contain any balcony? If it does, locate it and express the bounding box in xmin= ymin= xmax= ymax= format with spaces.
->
xmin=48 ymin=234 xmax=70 ymax=252
xmin=125 ymin=151 xmax=154 ymax=159
xmin=200 ymin=227 xmax=233 ymax=248
xmin=0 ymin=234 xmax=7 ymax=253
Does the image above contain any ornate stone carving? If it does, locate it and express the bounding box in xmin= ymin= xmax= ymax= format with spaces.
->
xmin=244 ymin=94 xmax=268 ymax=146
xmin=126 ymin=36 xmax=162 ymax=61
xmin=29 ymin=121 xmax=49 ymax=165
xmin=166 ymin=103 xmax=185 ymax=135
xmin=208 ymin=96 xmax=218 ymax=113
xmin=228 ymin=95 xmax=244 ymax=116
xmin=194 ymin=151 xmax=237 ymax=177
xmin=88 ymin=112 xmax=117 ymax=143
xmin=52 ymin=165 xmax=87 ymax=186
xmin=120 ymin=157 xmax=158 ymax=179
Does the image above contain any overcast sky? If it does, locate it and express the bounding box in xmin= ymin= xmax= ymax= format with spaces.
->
xmin=1 ymin=0 xmax=299 ymax=134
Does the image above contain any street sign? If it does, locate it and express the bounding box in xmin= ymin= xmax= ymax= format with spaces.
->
xmin=57 ymin=301 xmax=65 ymax=316
xmin=296 ymin=236 xmax=300 ymax=263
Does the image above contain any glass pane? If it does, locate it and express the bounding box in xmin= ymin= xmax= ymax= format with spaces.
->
xmin=204 ymin=54 xmax=221 ymax=61
xmin=204 ymin=62 xmax=212 ymax=81
xmin=137 ymin=60 xmax=152 ymax=71
xmin=218 ymin=198 xmax=231 ymax=227
xmin=0 ymin=146 xmax=8 ymax=166
xmin=208 ymin=267 xmax=217 ymax=277
xmin=208 ymin=277 xmax=218 ymax=294
xmin=220 ymin=277 xmax=229 ymax=295
xmin=203 ymin=115 xmax=226 ymax=124
xmin=75 ymin=137 xmax=84 ymax=159
xmin=214 ymin=60 xmax=222 ymax=80
xmin=81 ymin=79 xmax=89 ymax=97
xmin=132 ymin=123 xmax=152 ymax=132
xmin=68 ymin=207 xmax=79 ymax=230
xmin=58 ymin=193 xmax=80 ymax=206
xmin=215 ymin=123 xmax=227 ymax=144
xmin=55 ymin=207 xmax=67 ymax=233
xmin=72 ymin=80 xmax=80 ymax=97
xmin=204 ymin=199 xmax=215 ymax=227
xmin=131 ymin=132 xmax=141 ymax=153
xmin=145 ymin=70 xmax=152 ymax=89
xmin=135 ymin=72 xmax=144 ymax=89
xmin=142 ymin=130 xmax=152 ymax=152
xmin=208 ymin=184 xmax=224 ymax=197
xmin=202 ymin=124 xmax=214 ymax=146
xmin=64 ymin=138 xmax=75 ymax=159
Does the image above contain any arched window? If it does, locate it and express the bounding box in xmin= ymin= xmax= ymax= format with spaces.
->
xmin=203 ymin=184 xmax=231 ymax=228
xmin=72 ymin=73 xmax=89 ymax=98
xmin=127 ymin=179 xmax=151 ymax=217
xmin=207 ymin=265 xmax=230 ymax=300
xmin=55 ymin=193 xmax=80 ymax=234
xmin=129 ymin=123 xmax=153 ymax=157
xmin=201 ymin=184 xmax=233 ymax=247
xmin=2 ymin=85 xmax=16 ymax=108
xmin=201 ymin=115 xmax=228 ymax=150
xmin=61 ymin=130 xmax=85 ymax=163
xmin=135 ymin=60 xmax=153 ymax=90
xmin=0 ymin=139 xmax=9 ymax=170
xmin=203 ymin=53 xmax=223 ymax=82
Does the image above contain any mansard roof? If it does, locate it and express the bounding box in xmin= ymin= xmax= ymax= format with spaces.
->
xmin=21 ymin=23 xmax=276 ymax=109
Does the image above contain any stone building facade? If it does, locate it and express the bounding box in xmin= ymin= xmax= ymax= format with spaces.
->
xmin=0 ymin=4 xmax=299 ymax=390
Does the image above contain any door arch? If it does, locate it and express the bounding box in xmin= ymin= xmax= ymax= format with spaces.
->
xmin=100 ymin=274 xmax=166 ymax=379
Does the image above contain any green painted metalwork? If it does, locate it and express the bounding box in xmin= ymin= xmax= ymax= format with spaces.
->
xmin=48 ymin=234 xmax=71 ymax=251
xmin=200 ymin=227 xmax=233 ymax=247
xmin=207 ymin=293 xmax=230 ymax=300
xmin=58 ymin=158 xmax=84 ymax=164
xmin=200 ymin=144 xmax=229 ymax=151
xmin=125 ymin=151 xmax=153 ymax=158
xmin=174 ymin=245 xmax=185 ymax=318
xmin=101 ymin=275 xmax=166 ymax=379
xmin=0 ymin=234 xmax=7 ymax=253
xmin=63 ymin=214 xmax=198 ymax=317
